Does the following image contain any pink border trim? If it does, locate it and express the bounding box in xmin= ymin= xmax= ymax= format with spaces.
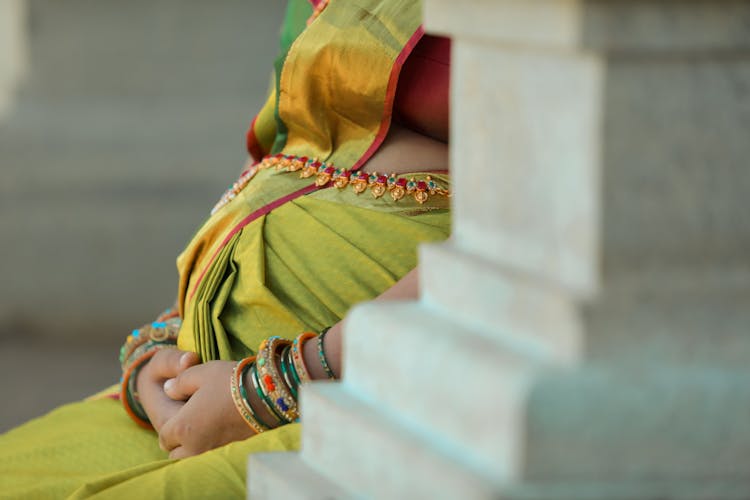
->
xmin=188 ymin=183 xmax=320 ymax=300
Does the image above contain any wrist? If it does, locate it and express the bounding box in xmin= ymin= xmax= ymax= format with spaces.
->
xmin=302 ymin=324 xmax=342 ymax=380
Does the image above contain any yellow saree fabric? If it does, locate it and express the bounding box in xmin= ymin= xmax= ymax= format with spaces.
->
xmin=0 ymin=0 xmax=449 ymax=497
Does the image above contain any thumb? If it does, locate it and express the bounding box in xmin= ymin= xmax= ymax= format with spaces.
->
xmin=163 ymin=366 xmax=201 ymax=401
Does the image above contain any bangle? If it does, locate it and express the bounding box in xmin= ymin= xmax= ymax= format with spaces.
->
xmin=120 ymin=340 xmax=178 ymax=429
xmin=230 ymin=357 xmax=270 ymax=434
xmin=155 ymin=306 xmax=179 ymax=322
xmin=249 ymin=360 xmax=286 ymax=426
xmin=317 ymin=327 xmax=336 ymax=379
xmin=285 ymin=344 xmax=303 ymax=389
xmin=120 ymin=349 xmax=161 ymax=430
xmin=125 ymin=362 xmax=150 ymax=422
xmin=122 ymin=338 xmax=175 ymax=372
xmin=238 ymin=360 xmax=275 ymax=430
xmin=291 ymin=332 xmax=317 ymax=384
xmin=279 ymin=345 xmax=298 ymax=399
xmin=119 ymin=319 xmax=180 ymax=370
xmin=256 ymin=337 xmax=299 ymax=423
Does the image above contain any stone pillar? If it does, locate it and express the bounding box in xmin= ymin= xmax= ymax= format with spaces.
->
xmin=0 ymin=0 xmax=27 ymax=120
xmin=249 ymin=1 xmax=750 ymax=498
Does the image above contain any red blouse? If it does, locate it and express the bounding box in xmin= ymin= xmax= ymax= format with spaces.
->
xmin=393 ymin=34 xmax=451 ymax=143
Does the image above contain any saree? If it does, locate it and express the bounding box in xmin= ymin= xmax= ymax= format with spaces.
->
xmin=0 ymin=0 xmax=450 ymax=497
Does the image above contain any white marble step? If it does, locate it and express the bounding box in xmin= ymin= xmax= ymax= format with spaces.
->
xmin=298 ymin=382 xmax=501 ymax=499
xmin=420 ymin=242 xmax=582 ymax=363
xmin=248 ymin=450 xmax=354 ymax=500
xmin=341 ymin=298 xmax=545 ymax=477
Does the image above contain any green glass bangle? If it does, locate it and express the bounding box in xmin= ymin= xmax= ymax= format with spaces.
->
xmin=317 ymin=326 xmax=336 ymax=379
xmin=250 ymin=361 xmax=288 ymax=425
xmin=230 ymin=357 xmax=267 ymax=434
xmin=279 ymin=346 xmax=298 ymax=400
xmin=126 ymin=364 xmax=149 ymax=422
xmin=237 ymin=361 xmax=274 ymax=430
xmin=287 ymin=352 xmax=303 ymax=388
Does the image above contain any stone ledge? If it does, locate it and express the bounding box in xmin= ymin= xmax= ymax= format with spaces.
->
xmin=299 ymin=383 xmax=502 ymax=498
xmin=248 ymin=451 xmax=354 ymax=500
xmin=425 ymin=0 xmax=750 ymax=53
xmin=420 ymin=242 xmax=582 ymax=362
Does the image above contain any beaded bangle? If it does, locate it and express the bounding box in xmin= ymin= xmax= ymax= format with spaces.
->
xmin=291 ymin=332 xmax=317 ymax=384
xmin=237 ymin=360 xmax=275 ymax=430
xmin=256 ymin=337 xmax=299 ymax=423
xmin=230 ymin=357 xmax=270 ymax=434
xmin=249 ymin=360 xmax=286 ymax=426
xmin=317 ymin=327 xmax=336 ymax=380
xmin=154 ymin=306 xmax=179 ymax=322
xmin=120 ymin=339 xmax=178 ymax=429
xmin=119 ymin=319 xmax=181 ymax=370
xmin=120 ymin=349 xmax=162 ymax=430
xmin=122 ymin=338 xmax=176 ymax=373
xmin=125 ymin=362 xmax=150 ymax=422
xmin=278 ymin=345 xmax=298 ymax=400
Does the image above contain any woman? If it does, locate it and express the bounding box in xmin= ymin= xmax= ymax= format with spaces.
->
xmin=0 ymin=0 xmax=451 ymax=496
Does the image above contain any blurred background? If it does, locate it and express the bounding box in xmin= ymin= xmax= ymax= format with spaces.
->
xmin=0 ymin=0 xmax=286 ymax=432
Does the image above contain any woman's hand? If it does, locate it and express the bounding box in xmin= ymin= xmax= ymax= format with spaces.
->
xmin=136 ymin=348 xmax=200 ymax=432
xmin=158 ymin=361 xmax=256 ymax=459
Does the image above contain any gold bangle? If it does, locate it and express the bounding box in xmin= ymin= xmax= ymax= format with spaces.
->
xmin=230 ymin=357 xmax=269 ymax=434
xmin=290 ymin=332 xmax=317 ymax=384
xmin=256 ymin=337 xmax=298 ymax=423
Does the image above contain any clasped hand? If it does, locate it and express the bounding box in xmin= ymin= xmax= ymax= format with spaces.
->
xmin=136 ymin=349 xmax=256 ymax=459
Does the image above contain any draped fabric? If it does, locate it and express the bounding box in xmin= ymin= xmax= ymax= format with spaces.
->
xmin=0 ymin=0 xmax=451 ymax=497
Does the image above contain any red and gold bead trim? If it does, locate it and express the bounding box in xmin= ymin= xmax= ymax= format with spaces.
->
xmin=211 ymin=164 xmax=260 ymax=215
xmin=258 ymin=153 xmax=450 ymax=204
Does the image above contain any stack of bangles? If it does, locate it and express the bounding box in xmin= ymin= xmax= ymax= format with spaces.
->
xmin=230 ymin=327 xmax=336 ymax=434
xmin=119 ymin=311 xmax=181 ymax=429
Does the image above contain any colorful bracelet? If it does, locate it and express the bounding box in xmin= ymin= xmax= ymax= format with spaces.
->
xmin=125 ymin=361 xmax=150 ymax=423
xmin=120 ymin=349 xmax=163 ymax=430
xmin=256 ymin=337 xmax=299 ymax=423
xmin=249 ymin=360 xmax=287 ymax=426
xmin=317 ymin=327 xmax=336 ymax=380
xmin=290 ymin=332 xmax=317 ymax=385
xmin=154 ymin=306 xmax=180 ymax=322
xmin=120 ymin=337 xmax=178 ymax=429
xmin=278 ymin=345 xmax=298 ymax=400
xmin=230 ymin=357 xmax=270 ymax=434
xmin=119 ymin=318 xmax=181 ymax=370
xmin=237 ymin=360 xmax=275 ymax=430
xmin=284 ymin=344 xmax=303 ymax=390
xmin=122 ymin=338 xmax=175 ymax=373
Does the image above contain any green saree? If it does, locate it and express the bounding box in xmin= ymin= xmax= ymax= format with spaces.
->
xmin=0 ymin=0 xmax=450 ymax=497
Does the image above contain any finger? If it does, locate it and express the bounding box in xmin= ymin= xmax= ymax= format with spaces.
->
xmin=149 ymin=349 xmax=193 ymax=379
xmin=148 ymin=398 xmax=184 ymax=432
xmin=162 ymin=365 xmax=206 ymax=401
xmin=179 ymin=351 xmax=200 ymax=371
xmin=169 ymin=446 xmax=194 ymax=460
xmin=158 ymin=416 xmax=191 ymax=452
